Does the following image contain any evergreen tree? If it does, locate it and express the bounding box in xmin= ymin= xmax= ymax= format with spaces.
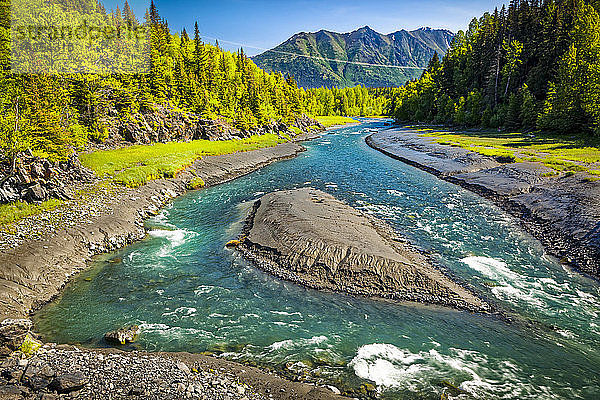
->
xmin=520 ymin=85 xmax=538 ymax=130
xmin=389 ymin=0 xmax=600 ymax=136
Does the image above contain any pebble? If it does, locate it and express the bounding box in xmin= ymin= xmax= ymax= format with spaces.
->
xmin=177 ymin=361 xmax=191 ymax=374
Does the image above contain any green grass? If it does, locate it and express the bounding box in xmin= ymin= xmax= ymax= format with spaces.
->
xmin=315 ymin=116 xmax=358 ymax=128
xmin=468 ymin=146 xmax=520 ymax=162
xmin=541 ymin=158 xmax=587 ymax=172
xmin=80 ymin=133 xmax=287 ymax=188
xmin=0 ymin=199 xmax=63 ymax=228
xmin=289 ymin=126 xmax=302 ymax=136
xmin=418 ymin=129 xmax=600 ymax=174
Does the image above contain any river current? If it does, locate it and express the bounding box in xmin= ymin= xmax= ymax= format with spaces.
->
xmin=35 ymin=120 xmax=600 ymax=399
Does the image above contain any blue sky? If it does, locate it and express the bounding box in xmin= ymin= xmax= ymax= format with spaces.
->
xmin=102 ymin=0 xmax=507 ymax=56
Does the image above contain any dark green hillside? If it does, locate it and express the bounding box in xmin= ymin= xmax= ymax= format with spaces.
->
xmin=252 ymin=26 xmax=453 ymax=88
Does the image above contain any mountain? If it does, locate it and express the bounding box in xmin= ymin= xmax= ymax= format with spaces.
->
xmin=252 ymin=26 xmax=454 ymax=89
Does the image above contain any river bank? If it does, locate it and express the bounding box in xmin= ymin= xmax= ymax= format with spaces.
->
xmin=0 ymin=334 xmax=345 ymax=399
xmin=0 ymin=139 xmax=316 ymax=321
xmin=366 ymin=127 xmax=600 ymax=278
xmin=0 ymin=129 xmax=353 ymax=399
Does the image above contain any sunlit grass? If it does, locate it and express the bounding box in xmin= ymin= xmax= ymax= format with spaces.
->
xmin=468 ymin=146 xmax=520 ymax=162
xmin=0 ymin=199 xmax=63 ymax=228
xmin=80 ymin=133 xmax=287 ymax=188
xmin=315 ymin=116 xmax=358 ymax=128
xmin=289 ymin=126 xmax=302 ymax=136
xmin=418 ymin=129 xmax=600 ymax=174
xmin=187 ymin=177 xmax=205 ymax=190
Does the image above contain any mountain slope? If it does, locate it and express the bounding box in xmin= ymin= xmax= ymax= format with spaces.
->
xmin=252 ymin=26 xmax=453 ymax=89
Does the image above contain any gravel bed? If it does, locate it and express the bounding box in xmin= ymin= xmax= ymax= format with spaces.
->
xmin=1 ymin=344 xmax=269 ymax=400
xmin=0 ymin=180 xmax=128 ymax=252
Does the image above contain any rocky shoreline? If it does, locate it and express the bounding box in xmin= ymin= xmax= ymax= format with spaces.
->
xmin=0 ymin=321 xmax=345 ymax=400
xmin=0 ymin=139 xmax=316 ymax=321
xmin=366 ymin=127 xmax=600 ymax=278
xmin=234 ymin=188 xmax=489 ymax=313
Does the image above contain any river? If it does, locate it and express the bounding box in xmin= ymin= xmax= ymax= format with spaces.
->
xmin=35 ymin=120 xmax=600 ymax=399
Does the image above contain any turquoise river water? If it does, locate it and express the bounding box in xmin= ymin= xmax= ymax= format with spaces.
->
xmin=35 ymin=120 xmax=600 ymax=399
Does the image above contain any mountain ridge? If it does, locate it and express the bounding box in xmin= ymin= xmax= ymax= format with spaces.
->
xmin=252 ymin=26 xmax=454 ymax=89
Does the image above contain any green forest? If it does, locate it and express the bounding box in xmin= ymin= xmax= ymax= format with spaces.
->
xmin=3 ymin=0 xmax=598 ymax=173
xmin=389 ymin=0 xmax=600 ymax=136
xmin=0 ymin=0 xmax=386 ymax=169
xmin=305 ymin=86 xmax=389 ymax=117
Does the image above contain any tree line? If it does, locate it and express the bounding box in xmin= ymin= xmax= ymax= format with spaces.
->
xmin=0 ymin=0 xmax=387 ymax=168
xmin=389 ymin=0 xmax=600 ymax=136
xmin=304 ymin=86 xmax=389 ymax=117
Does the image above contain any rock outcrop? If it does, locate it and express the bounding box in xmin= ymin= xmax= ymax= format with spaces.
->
xmin=0 ymin=105 xmax=324 ymax=205
xmin=98 ymin=104 xmax=324 ymax=147
xmin=237 ymin=188 xmax=488 ymax=312
xmin=0 ymin=154 xmax=95 ymax=204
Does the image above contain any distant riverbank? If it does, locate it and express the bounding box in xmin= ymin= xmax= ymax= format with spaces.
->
xmin=366 ymin=127 xmax=600 ymax=277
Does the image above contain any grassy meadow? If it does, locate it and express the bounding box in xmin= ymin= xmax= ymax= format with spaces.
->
xmin=315 ymin=116 xmax=358 ymax=128
xmin=410 ymin=127 xmax=600 ymax=176
xmin=81 ymin=133 xmax=287 ymax=188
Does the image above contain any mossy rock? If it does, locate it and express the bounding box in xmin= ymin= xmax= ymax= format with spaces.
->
xmin=19 ymin=334 xmax=42 ymax=357
xmin=225 ymin=239 xmax=242 ymax=248
xmin=187 ymin=177 xmax=205 ymax=190
xmin=359 ymin=383 xmax=376 ymax=395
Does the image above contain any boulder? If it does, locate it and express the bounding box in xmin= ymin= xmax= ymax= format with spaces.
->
xmin=48 ymin=184 xmax=71 ymax=201
xmin=25 ymin=375 xmax=51 ymax=391
xmin=104 ymin=325 xmax=141 ymax=345
xmin=49 ymin=373 xmax=88 ymax=394
xmin=15 ymin=166 xmax=30 ymax=184
xmin=0 ymin=178 xmax=20 ymax=203
xmin=30 ymin=162 xmax=45 ymax=179
xmin=23 ymin=183 xmax=47 ymax=202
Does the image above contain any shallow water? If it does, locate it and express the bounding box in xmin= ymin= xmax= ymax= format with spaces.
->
xmin=35 ymin=120 xmax=600 ymax=399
